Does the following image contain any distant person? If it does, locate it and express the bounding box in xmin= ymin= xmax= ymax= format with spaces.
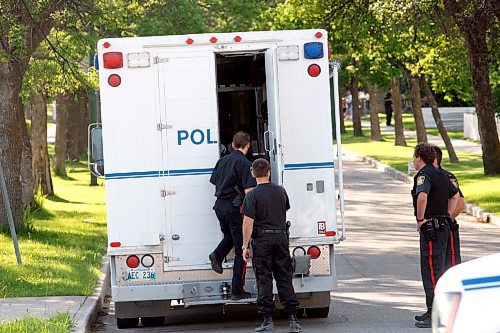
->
xmin=242 ymin=158 xmax=301 ymax=333
xmin=345 ymin=90 xmax=353 ymax=120
xmin=384 ymin=92 xmax=393 ymax=126
xmin=209 ymin=131 xmax=256 ymax=300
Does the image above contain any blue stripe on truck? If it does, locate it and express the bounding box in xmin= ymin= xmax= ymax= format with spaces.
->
xmin=284 ymin=162 xmax=334 ymax=170
xmin=462 ymin=275 xmax=500 ymax=292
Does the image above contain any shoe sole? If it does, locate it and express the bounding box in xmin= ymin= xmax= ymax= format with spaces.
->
xmin=209 ymin=253 xmax=223 ymax=274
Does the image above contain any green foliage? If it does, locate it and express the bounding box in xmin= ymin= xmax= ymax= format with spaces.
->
xmin=0 ymin=157 xmax=106 ymax=298
xmin=0 ymin=312 xmax=72 ymax=333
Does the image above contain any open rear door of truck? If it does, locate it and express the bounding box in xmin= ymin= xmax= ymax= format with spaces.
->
xmin=155 ymin=51 xmax=220 ymax=270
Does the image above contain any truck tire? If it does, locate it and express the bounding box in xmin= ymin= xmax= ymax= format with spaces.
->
xmin=116 ymin=317 xmax=139 ymax=329
xmin=141 ymin=316 xmax=166 ymax=327
xmin=305 ymin=306 xmax=330 ymax=318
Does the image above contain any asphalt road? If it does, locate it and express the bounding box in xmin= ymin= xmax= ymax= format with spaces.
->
xmin=92 ymin=155 xmax=500 ymax=333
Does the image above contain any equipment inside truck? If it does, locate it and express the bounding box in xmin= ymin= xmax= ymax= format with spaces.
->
xmin=215 ymin=52 xmax=269 ymax=161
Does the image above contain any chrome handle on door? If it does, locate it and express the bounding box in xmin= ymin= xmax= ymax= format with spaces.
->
xmin=264 ymin=130 xmax=270 ymax=152
xmin=172 ymin=234 xmax=180 ymax=240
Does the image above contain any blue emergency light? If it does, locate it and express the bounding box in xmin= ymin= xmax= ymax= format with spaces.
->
xmin=304 ymin=42 xmax=323 ymax=59
xmin=94 ymin=53 xmax=99 ymax=70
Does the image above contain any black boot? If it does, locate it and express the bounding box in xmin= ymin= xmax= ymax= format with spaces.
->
xmin=415 ymin=316 xmax=432 ymax=328
xmin=255 ymin=316 xmax=273 ymax=332
xmin=414 ymin=309 xmax=431 ymax=322
xmin=288 ymin=314 xmax=302 ymax=333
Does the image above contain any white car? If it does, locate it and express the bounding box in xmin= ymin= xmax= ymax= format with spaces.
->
xmin=432 ymin=253 xmax=500 ymax=333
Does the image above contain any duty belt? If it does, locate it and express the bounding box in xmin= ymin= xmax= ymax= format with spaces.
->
xmin=262 ymin=229 xmax=287 ymax=234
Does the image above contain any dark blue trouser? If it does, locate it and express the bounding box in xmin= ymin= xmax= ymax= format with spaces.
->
xmin=252 ymin=233 xmax=299 ymax=316
xmin=445 ymin=220 xmax=461 ymax=270
xmin=213 ymin=198 xmax=246 ymax=295
xmin=420 ymin=224 xmax=449 ymax=309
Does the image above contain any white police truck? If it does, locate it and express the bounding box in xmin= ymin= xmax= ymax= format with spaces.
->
xmin=90 ymin=29 xmax=346 ymax=329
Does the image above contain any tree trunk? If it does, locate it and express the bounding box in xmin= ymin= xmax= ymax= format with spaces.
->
xmin=410 ymin=76 xmax=427 ymax=143
xmin=0 ymin=62 xmax=24 ymax=228
xmin=78 ymin=91 xmax=89 ymax=157
xmin=351 ymin=75 xmax=363 ymax=136
xmin=17 ymin=97 xmax=34 ymax=209
xmin=420 ymin=76 xmax=459 ymax=163
xmin=366 ymin=82 xmax=382 ymax=141
xmin=391 ymin=76 xmax=407 ymax=146
xmin=54 ymin=94 xmax=69 ymax=176
xmin=464 ymin=29 xmax=500 ymax=173
xmin=66 ymin=95 xmax=80 ymax=161
xmin=31 ymin=91 xmax=54 ymax=196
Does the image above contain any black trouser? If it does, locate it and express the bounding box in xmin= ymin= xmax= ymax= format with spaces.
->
xmin=386 ymin=110 xmax=393 ymax=126
xmin=213 ymin=198 xmax=246 ymax=295
xmin=252 ymin=233 xmax=299 ymax=316
xmin=420 ymin=224 xmax=449 ymax=310
xmin=445 ymin=220 xmax=461 ymax=270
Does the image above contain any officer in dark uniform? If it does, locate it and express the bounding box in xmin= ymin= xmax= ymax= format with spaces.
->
xmin=241 ymin=158 xmax=301 ymax=333
xmin=431 ymin=146 xmax=464 ymax=269
xmin=411 ymin=143 xmax=459 ymax=328
xmin=209 ymin=131 xmax=256 ymax=300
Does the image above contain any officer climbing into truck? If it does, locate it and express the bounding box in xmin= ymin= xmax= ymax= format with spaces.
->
xmin=209 ymin=131 xmax=256 ymax=300
xmin=411 ymin=143 xmax=459 ymax=328
xmin=241 ymin=158 xmax=302 ymax=333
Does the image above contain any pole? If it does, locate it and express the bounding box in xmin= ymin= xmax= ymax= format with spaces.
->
xmin=0 ymin=156 xmax=22 ymax=265
xmin=88 ymin=32 xmax=98 ymax=186
xmin=332 ymin=61 xmax=346 ymax=241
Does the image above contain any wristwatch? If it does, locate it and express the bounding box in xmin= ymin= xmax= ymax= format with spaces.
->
xmin=242 ymin=246 xmax=247 ymax=251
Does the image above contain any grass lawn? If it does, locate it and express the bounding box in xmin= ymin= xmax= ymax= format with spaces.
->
xmin=0 ymin=158 xmax=106 ymax=298
xmin=341 ymin=122 xmax=500 ymax=215
xmin=0 ymin=312 xmax=72 ymax=333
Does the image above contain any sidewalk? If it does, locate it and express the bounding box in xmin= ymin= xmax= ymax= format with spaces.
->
xmin=0 ymin=258 xmax=109 ymax=333
xmin=360 ymin=120 xmax=482 ymax=155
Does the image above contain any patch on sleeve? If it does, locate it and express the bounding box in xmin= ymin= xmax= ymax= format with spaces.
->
xmin=417 ymin=176 xmax=425 ymax=186
xmin=451 ymin=178 xmax=459 ymax=188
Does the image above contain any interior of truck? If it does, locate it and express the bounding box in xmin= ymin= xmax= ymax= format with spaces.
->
xmin=215 ymin=52 xmax=269 ymax=161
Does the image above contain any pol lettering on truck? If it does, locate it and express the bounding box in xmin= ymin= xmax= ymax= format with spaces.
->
xmin=90 ymin=29 xmax=346 ymax=329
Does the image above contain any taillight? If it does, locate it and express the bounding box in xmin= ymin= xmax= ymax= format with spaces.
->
xmin=186 ymin=38 xmax=194 ymax=45
xmin=315 ymin=31 xmax=323 ymax=38
xmin=234 ymin=35 xmax=242 ymax=42
xmin=126 ymin=255 xmax=140 ymax=268
xmin=108 ymin=74 xmax=121 ymax=87
xmin=325 ymin=231 xmax=336 ymax=236
xmin=141 ymin=254 xmax=154 ymax=268
xmin=110 ymin=242 xmax=121 ymax=247
xmin=103 ymin=42 xmax=111 ymax=48
xmin=103 ymin=52 xmax=123 ymax=69
xmin=210 ymin=37 xmax=217 ymax=43
xmin=307 ymin=246 xmax=321 ymax=259
xmin=307 ymin=64 xmax=321 ymax=77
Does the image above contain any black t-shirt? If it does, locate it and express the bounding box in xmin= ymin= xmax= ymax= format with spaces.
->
xmin=441 ymin=167 xmax=464 ymax=198
xmin=241 ymin=183 xmax=290 ymax=230
xmin=210 ymin=151 xmax=256 ymax=200
xmin=384 ymin=99 xmax=393 ymax=113
xmin=412 ymin=164 xmax=458 ymax=217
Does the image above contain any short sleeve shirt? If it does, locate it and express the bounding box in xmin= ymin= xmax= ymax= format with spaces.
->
xmin=210 ymin=151 xmax=256 ymax=199
xmin=241 ymin=183 xmax=290 ymax=230
xmin=412 ymin=164 xmax=458 ymax=217
xmin=441 ymin=168 xmax=463 ymax=198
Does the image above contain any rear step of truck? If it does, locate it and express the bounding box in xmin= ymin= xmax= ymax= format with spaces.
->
xmin=183 ymin=295 xmax=257 ymax=307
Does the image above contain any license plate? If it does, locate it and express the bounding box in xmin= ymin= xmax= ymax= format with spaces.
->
xmin=125 ymin=268 xmax=156 ymax=281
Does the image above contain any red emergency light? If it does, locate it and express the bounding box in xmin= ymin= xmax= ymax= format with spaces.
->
xmin=315 ymin=31 xmax=323 ymax=38
xmin=325 ymin=231 xmax=336 ymax=236
xmin=103 ymin=42 xmax=111 ymax=48
xmin=308 ymin=64 xmax=321 ymax=77
xmin=110 ymin=242 xmax=121 ymax=247
xmin=108 ymin=74 xmax=121 ymax=87
xmin=126 ymin=255 xmax=140 ymax=268
xmin=307 ymin=246 xmax=321 ymax=259
xmin=234 ymin=35 xmax=242 ymax=42
xmin=103 ymin=52 xmax=123 ymax=69
xmin=186 ymin=38 xmax=194 ymax=45
xmin=210 ymin=37 xmax=217 ymax=43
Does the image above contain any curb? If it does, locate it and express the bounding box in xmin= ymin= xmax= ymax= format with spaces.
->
xmin=72 ymin=256 xmax=110 ymax=333
xmin=344 ymin=149 xmax=500 ymax=227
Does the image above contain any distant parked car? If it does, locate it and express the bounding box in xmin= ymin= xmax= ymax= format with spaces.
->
xmin=432 ymin=253 xmax=500 ymax=333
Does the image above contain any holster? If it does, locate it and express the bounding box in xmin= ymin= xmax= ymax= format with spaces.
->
xmin=231 ymin=186 xmax=244 ymax=207
xmin=450 ymin=219 xmax=459 ymax=231
xmin=424 ymin=220 xmax=437 ymax=241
